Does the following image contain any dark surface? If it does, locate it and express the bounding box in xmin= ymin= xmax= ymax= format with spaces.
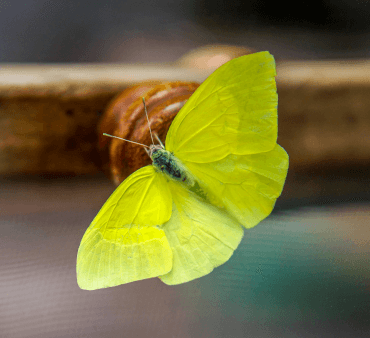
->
xmin=1 ymin=174 xmax=369 ymax=337
xmin=1 ymin=0 xmax=370 ymax=63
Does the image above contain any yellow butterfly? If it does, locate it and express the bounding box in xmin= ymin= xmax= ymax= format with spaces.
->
xmin=76 ymin=51 xmax=289 ymax=289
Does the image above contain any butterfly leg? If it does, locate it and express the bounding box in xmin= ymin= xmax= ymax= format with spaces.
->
xmin=144 ymin=147 xmax=151 ymax=158
xmin=154 ymin=133 xmax=165 ymax=148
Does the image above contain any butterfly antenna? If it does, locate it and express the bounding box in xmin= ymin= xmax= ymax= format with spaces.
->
xmin=142 ymin=97 xmax=155 ymax=146
xmin=102 ymin=133 xmax=150 ymax=149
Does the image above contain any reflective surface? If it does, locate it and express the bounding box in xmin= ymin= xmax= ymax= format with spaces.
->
xmin=1 ymin=176 xmax=369 ymax=338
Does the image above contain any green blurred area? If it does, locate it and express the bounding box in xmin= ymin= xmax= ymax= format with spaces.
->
xmin=186 ymin=205 xmax=370 ymax=336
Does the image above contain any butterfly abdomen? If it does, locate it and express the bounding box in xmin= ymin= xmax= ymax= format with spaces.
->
xmin=151 ymin=148 xmax=194 ymax=186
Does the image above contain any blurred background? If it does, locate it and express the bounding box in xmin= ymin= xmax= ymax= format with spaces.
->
xmin=1 ymin=1 xmax=370 ymax=337
xmin=1 ymin=0 xmax=370 ymax=63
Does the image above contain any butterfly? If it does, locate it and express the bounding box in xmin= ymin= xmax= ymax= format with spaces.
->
xmin=76 ymin=51 xmax=289 ymax=290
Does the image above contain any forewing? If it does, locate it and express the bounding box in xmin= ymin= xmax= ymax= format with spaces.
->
xmin=159 ymin=180 xmax=243 ymax=285
xmin=185 ymin=144 xmax=289 ymax=229
xmin=77 ymin=165 xmax=173 ymax=290
xmin=165 ymin=51 xmax=277 ymax=162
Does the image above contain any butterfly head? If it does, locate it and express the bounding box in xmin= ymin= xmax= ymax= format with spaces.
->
xmin=148 ymin=144 xmax=165 ymax=160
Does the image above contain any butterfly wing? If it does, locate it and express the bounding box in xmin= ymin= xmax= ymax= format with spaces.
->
xmin=77 ymin=165 xmax=173 ymax=290
xmin=185 ymin=145 xmax=289 ymax=228
xmin=159 ymin=180 xmax=243 ymax=285
xmin=165 ymin=51 xmax=288 ymax=228
xmin=165 ymin=51 xmax=278 ymax=162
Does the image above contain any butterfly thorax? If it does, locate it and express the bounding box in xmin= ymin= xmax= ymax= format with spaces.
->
xmin=150 ymin=146 xmax=194 ymax=187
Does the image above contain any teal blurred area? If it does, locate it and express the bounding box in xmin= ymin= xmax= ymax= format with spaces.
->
xmin=1 ymin=175 xmax=369 ymax=337
xmin=193 ymin=205 xmax=370 ymax=337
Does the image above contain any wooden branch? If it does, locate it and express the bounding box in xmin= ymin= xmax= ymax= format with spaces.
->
xmin=1 ymin=56 xmax=369 ymax=176
xmin=0 ymin=64 xmax=209 ymax=175
xmin=277 ymin=59 xmax=370 ymax=172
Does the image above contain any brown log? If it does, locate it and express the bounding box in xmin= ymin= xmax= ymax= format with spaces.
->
xmin=0 ymin=64 xmax=209 ymax=175
xmin=277 ymin=59 xmax=370 ymax=173
xmin=0 ymin=54 xmax=369 ymax=176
